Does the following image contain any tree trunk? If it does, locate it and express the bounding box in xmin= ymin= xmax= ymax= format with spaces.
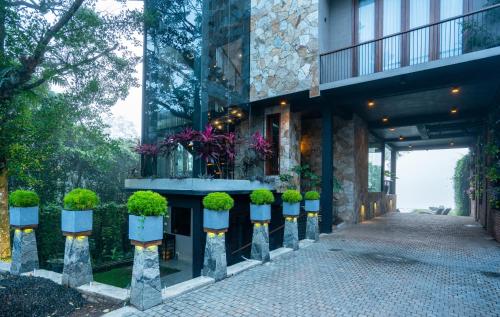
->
xmin=0 ymin=166 xmax=10 ymax=260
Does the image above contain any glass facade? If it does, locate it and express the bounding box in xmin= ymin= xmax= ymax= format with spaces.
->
xmin=143 ymin=0 xmax=250 ymax=178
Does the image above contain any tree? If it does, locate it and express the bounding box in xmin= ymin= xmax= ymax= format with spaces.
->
xmin=453 ymin=154 xmax=471 ymax=216
xmin=0 ymin=0 xmax=141 ymax=259
xmin=368 ymin=162 xmax=382 ymax=192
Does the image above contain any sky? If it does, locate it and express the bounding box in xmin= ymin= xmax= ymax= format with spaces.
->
xmin=99 ymin=1 xmax=469 ymax=210
xmin=396 ymin=148 xmax=470 ymax=212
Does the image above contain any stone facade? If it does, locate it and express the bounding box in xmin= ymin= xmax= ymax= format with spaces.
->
xmin=251 ymin=223 xmax=270 ymax=262
xmin=130 ymin=246 xmax=162 ymax=311
xmin=250 ymin=0 xmax=319 ymax=101
xmin=10 ymin=229 xmax=38 ymax=275
xmin=62 ymin=236 xmax=93 ymax=288
xmin=306 ymin=214 xmax=319 ymax=241
xmin=283 ymin=218 xmax=299 ymax=250
xmin=202 ymin=233 xmax=227 ymax=281
xmin=333 ymin=115 xmax=369 ymax=224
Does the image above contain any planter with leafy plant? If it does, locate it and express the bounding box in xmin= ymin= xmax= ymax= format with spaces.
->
xmin=304 ymin=191 xmax=320 ymax=212
xmin=250 ymin=189 xmax=274 ymax=222
xmin=9 ymin=190 xmax=40 ymax=228
xmin=203 ymin=192 xmax=234 ymax=230
xmin=282 ymin=190 xmax=302 ymax=216
xmin=127 ymin=191 xmax=167 ymax=244
xmin=61 ymin=189 xmax=99 ymax=234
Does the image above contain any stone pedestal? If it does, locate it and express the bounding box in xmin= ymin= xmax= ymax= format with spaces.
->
xmin=202 ymin=232 xmax=227 ymax=281
xmin=62 ymin=236 xmax=93 ymax=288
xmin=251 ymin=223 xmax=270 ymax=262
xmin=10 ymin=229 xmax=39 ymax=275
xmin=306 ymin=213 xmax=320 ymax=241
xmin=283 ymin=217 xmax=299 ymax=250
xmin=130 ymin=245 xmax=162 ymax=311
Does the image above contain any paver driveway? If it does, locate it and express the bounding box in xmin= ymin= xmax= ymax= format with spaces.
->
xmin=127 ymin=213 xmax=500 ymax=317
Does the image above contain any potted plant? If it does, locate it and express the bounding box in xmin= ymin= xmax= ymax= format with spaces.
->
xmin=9 ymin=190 xmax=40 ymax=228
xmin=61 ymin=189 xmax=99 ymax=234
xmin=304 ymin=191 xmax=320 ymax=213
xmin=282 ymin=189 xmax=302 ymax=216
xmin=203 ymin=192 xmax=234 ymax=230
xmin=250 ymin=189 xmax=275 ymax=222
xmin=127 ymin=191 xmax=167 ymax=243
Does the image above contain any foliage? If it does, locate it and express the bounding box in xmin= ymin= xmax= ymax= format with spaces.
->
xmin=8 ymin=190 xmax=39 ymax=207
xmin=453 ymin=154 xmax=471 ymax=216
xmin=249 ymin=132 xmax=273 ymax=160
xmin=304 ymin=191 xmax=320 ymax=201
xmin=203 ymin=192 xmax=234 ymax=211
xmin=37 ymin=205 xmax=65 ymax=267
xmin=368 ymin=162 xmax=382 ymax=192
xmin=127 ymin=191 xmax=167 ymax=217
xmin=250 ymin=189 xmax=275 ymax=205
xmin=278 ymin=173 xmax=296 ymax=190
xmin=282 ymin=190 xmax=302 ymax=204
xmin=292 ymin=164 xmax=321 ymax=191
xmin=63 ymin=188 xmax=99 ymax=211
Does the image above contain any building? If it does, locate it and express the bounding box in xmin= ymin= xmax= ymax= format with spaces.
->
xmin=126 ymin=0 xmax=500 ymax=283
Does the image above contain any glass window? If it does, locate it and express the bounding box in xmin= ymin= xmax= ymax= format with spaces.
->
xmin=368 ymin=147 xmax=383 ymax=192
xmin=382 ymin=0 xmax=401 ymax=70
xmin=266 ymin=114 xmax=280 ymax=176
xmin=409 ymin=0 xmax=430 ymax=65
xmin=440 ymin=0 xmax=463 ymax=58
xmin=171 ymin=207 xmax=191 ymax=236
xmin=358 ymin=0 xmax=376 ymax=75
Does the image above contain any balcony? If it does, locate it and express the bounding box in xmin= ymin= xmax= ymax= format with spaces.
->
xmin=320 ymin=4 xmax=500 ymax=86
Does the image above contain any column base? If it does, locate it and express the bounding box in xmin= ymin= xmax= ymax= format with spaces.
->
xmin=130 ymin=245 xmax=162 ymax=311
xmin=306 ymin=213 xmax=320 ymax=241
xmin=62 ymin=236 xmax=93 ymax=288
xmin=10 ymin=228 xmax=39 ymax=275
xmin=284 ymin=217 xmax=299 ymax=250
xmin=251 ymin=223 xmax=270 ymax=262
xmin=202 ymin=232 xmax=227 ymax=281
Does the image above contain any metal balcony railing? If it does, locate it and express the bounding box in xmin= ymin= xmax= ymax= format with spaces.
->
xmin=320 ymin=4 xmax=500 ymax=84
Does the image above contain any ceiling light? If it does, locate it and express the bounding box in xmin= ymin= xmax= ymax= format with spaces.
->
xmin=389 ymin=127 xmax=396 ymax=132
xmin=450 ymin=107 xmax=458 ymax=114
xmin=280 ymin=100 xmax=287 ymax=106
xmin=399 ymin=136 xmax=405 ymax=141
xmin=217 ymin=125 xmax=223 ymax=129
xmin=450 ymin=142 xmax=454 ymax=146
xmin=230 ymin=109 xmax=238 ymax=114
xmin=382 ymin=117 xmax=389 ymax=123
xmin=367 ymin=100 xmax=375 ymax=108
xmin=451 ymin=87 xmax=460 ymax=94
xmin=236 ymin=113 xmax=242 ymax=117
xmin=214 ymin=120 xmax=220 ymax=125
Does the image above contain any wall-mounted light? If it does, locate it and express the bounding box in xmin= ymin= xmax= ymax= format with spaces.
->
xmin=451 ymin=87 xmax=460 ymax=94
xmin=450 ymin=107 xmax=458 ymax=114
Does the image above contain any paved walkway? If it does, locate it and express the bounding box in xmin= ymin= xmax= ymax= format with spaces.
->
xmin=126 ymin=213 xmax=500 ymax=317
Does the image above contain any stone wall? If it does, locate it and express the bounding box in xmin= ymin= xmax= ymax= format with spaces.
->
xmin=250 ymin=0 xmax=319 ymax=101
xmin=333 ymin=114 xmax=369 ymax=224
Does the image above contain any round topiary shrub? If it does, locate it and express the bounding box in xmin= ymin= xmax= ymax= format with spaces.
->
xmin=250 ymin=189 xmax=275 ymax=205
xmin=282 ymin=190 xmax=302 ymax=204
xmin=304 ymin=191 xmax=320 ymax=201
xmin=63 ymin=188 xmax=99 ymax=211
xmin=9 ymin=190 xmax=39 ymax=207
xmin=127 ymin=191 xmax=167 ymax=217
xmin=203 ymin=192 xmax=234 ymax=211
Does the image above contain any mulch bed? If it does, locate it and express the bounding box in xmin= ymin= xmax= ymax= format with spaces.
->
xmin=0 ymin=272 xmax=120 ymax=317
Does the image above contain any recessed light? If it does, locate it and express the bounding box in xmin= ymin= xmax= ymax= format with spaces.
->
xmin=236 ymin=113 xmax=242 ymax=117
xmin=451 ymin=87 xmax=460 ymax=94
xmin=450 ymin=107 xmax=458 ymax=114
xmin=280 ymin=100 xmax=287 ymax=106
xmin=231 ymin=109 xmax=238 ymax=114
xmin=368 ymin=100 xmax=375 ymax=108
xmin=382 ymin=117 xmax=389 ymax=123
xmin=450 ymin=142 xmax=454 ymax=146
xmin=399 ymin=136 xmax=405 ymax=141
xmin=389 ymin=127 xmax=396 ymax=132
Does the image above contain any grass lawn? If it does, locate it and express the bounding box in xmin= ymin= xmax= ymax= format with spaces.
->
xmin=94 ymin=266 xmax=180 ymax=288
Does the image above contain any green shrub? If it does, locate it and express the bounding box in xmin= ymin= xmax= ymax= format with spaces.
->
xmin=250 ymin=189 xmax=275 ymax=205
xmin=304 ymin=191 xmax=320 ymax=201
xmin=203 ymin=192 xmax=234 ymax=211
xmin=282 ymin=190 xmax=302 ymax=203
xmin=127 ymin=191 xmax=167 ymax=217
xmin=64 ymin=188 xmax=100 ymax=210
xmin=9 ymin=190 xmax=40 ymax=207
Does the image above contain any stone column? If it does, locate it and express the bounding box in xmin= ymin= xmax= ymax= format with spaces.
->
xmin=251 ymin=223 xmax=270 ymax=262
xmin=10 ymin=228 xmax=39 ymax=275
xmin=62 ymin=236 xmax=92 ymax=288
xmin=306 ymin=213 xmax=320 ymax=241
xmin=130 ymin=245 xmax=162 ymax=311
xmin=283 ymin=217 xmax=299 ymax=250
xmin=202 ymin=232 xmax=227 ymax=281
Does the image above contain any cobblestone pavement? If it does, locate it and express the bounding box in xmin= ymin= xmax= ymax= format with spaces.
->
xmin=127 ymin=213 xmax=500 ymax=317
